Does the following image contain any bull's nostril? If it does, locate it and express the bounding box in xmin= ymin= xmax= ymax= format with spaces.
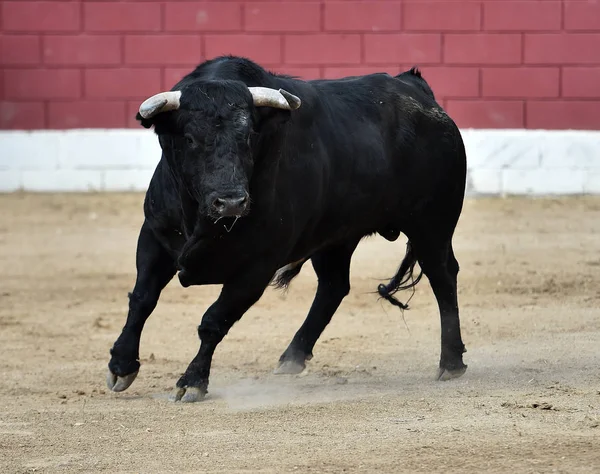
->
xmin=212 ymin=194 xmax=249 ymax=216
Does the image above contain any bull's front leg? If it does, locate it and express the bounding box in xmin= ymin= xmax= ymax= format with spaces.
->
xmin=106 ymin=222 xmax=176 ymax=392
xmin=169 ymin=270 xmax=273 ymax=403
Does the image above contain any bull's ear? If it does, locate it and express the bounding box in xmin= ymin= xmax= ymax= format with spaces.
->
xmin=136 ymin=112 xmax=154 ymax=129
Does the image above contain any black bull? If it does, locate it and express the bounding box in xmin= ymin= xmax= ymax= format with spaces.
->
xmin=106 ymin=56 xmax=468 ymax=402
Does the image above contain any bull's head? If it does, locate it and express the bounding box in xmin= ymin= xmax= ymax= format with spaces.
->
xmin=137 ymin=81 xmax=301 ymax=218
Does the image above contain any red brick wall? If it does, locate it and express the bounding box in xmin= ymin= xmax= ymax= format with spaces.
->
xmin=1 ymin=0 xmax=599 ymax=130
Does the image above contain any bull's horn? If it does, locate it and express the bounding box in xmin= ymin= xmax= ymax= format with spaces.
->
xmin=248 ymin=87 xmax=301 ymax=110
xmin=138 ymin=91 xmax=182 ymax=119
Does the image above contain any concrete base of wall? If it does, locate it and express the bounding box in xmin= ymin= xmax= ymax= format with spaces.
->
xmin=1 ymin=129 xmax=599 ymax=195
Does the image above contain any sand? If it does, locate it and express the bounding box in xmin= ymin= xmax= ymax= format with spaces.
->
xmin=1 ymin=193 xmax=599 ymax=473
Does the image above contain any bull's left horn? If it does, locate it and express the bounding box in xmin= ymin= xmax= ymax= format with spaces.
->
xmin=139 ymin=91 xmax=182 ymax=119
xmin=248 ymin=87 xmax=301 ymax=110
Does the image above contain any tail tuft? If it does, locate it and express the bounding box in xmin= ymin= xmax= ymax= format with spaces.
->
xmin=377 ymin=241 xmax=423 ymax=310
xmin=271 ymin=259 xmax=307 ymax=290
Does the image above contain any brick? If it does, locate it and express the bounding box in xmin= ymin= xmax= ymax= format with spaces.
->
xmin=93 ymin=0 xmax=162 ymax=1
xmin=22 ymin=170 xmax=103 ymax=192
xmin=482 ymin=68 xmax=559 ymax=98
xmin=325 ymin=2 xmax=400 ymax=32
xmin=525 ymin=34 xmax=600 ymax=65
xmin=418 ymin=66 xmax=479 ymax=98
xmin=273 ymin=66 xmax=321 ymax=79
xmin=166 ymin=2 xmax=242 ymax=32
xmin=245 ymin=2 xmax=319 ymax=33
xmin=323 ymin=66 xmax=400 ymax=79
xmin=127 ymin=100 xmax=145 ymax=128
xmin=128 ymin=99 xmax=174 ymax=128
xmin=2 ymin=1 xmax=80 ymax=32
xmin=404 ymin=2 xmax=480 ymax=31
xmin=444 ymin=34 xmax=521 ymax=65
xmin=0 ymin=36 xmax=41 ymax=65
xmin=562 ymin=67 xmax=600 ymax=98
xmin=445 ymin=100 xmax=524 ymax=128
xmin=47 ymin=101 xmax=127 ymax=129
xmin=565 ymin=2 xmax=600 ymax=31
xmin=205 ymin=34 xmax=281 ymax=64
xmin=43 ymin=35 xmax=121 ymax=66
xmin=285 ymin=34 xmax=361 ymax=65
xmin=85 ymin=68 xmax=162 ymax=100
xmin=163 ymin=68 xmax=194 ymax=89
xmin=84 ymin=2 xmax=161 ymax=32
xmin=125 ymin=35 xmax=202 ymax=66
xmin=526 ymin=101 xmax=600 ymax=130
xmin=0 ymin=102 xmax=46 ymax=130
xmin=4 ymin=69 xmax=81 ymax=100
xmin=483 ymin=1 xmax=561 ymax=31
xmin=364 ymin=34 xmax=441 ymax=64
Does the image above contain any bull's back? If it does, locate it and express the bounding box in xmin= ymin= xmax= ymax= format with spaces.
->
xmin=270 ymin=75 xmax=411 ymax=245
xmin=278 ymin=72 xmax=465 ymax=238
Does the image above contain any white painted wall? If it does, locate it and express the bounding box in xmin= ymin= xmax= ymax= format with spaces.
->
xmin=1 ymin=129 xmax=599 ymax=195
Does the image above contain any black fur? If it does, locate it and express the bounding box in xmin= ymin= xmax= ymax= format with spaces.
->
xmin=107 ymin=56 xmax=468 ymax=399
xmin=396 ymin=67 xmax=436 ymax=100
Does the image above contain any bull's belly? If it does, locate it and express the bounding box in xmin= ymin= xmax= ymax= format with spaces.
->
xmin=176 ymin=251 xmax=250 ymax=286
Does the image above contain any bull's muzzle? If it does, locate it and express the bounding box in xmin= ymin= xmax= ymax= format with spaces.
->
xmin=212 ymin=192 xmax=249 ymax=218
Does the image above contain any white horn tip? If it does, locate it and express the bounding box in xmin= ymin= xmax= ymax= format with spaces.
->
xmin=138 ymin=91 xmax=182 ymax=119
xmin=139 ymin=97 xmax=168 ymax=119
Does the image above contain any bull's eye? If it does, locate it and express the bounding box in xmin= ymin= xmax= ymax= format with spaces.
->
xmin=184 ymin=134 xmax=195 ymax=146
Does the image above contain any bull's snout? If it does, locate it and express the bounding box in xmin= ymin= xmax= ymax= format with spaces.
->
xmin=212 ymin=192 xmax=249 ymax=217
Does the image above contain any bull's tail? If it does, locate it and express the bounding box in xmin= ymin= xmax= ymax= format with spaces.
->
xmin=377 ymin=241 xmax=423 ymax=310
xmin=271 ymin=258 xmax=308 ymax=290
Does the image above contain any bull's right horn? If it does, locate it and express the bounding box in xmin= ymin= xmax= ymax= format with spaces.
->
xmin=138 ymin=91 xmax=182 ymax=119
xmin=248 ymin=87 xmax=301 ymax=110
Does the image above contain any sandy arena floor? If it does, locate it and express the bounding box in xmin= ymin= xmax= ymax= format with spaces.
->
xmin=1 ymin=193 xmax=599 ymax=473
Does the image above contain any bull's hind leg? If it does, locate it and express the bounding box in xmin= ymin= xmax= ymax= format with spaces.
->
xmin=107 ymin=221 xmax=176 ymax=392
xmin=275 ymin=241 xmax=359 ymax=375
xmin=413 ymin=237 xmax=467 ymax=380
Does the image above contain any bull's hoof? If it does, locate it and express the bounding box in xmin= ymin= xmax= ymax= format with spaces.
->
xmin=273 ymin=360 xmax=306 ymax=375
xmin=106 ymin=369 xmax=139 ymax=392
xmin=436 ymin=365 xmax=467 ymax=381
xmin=274 ymin=348 xmax=311 ymax=375
xmin=168 ymin=386 xmax=207 ymax=403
